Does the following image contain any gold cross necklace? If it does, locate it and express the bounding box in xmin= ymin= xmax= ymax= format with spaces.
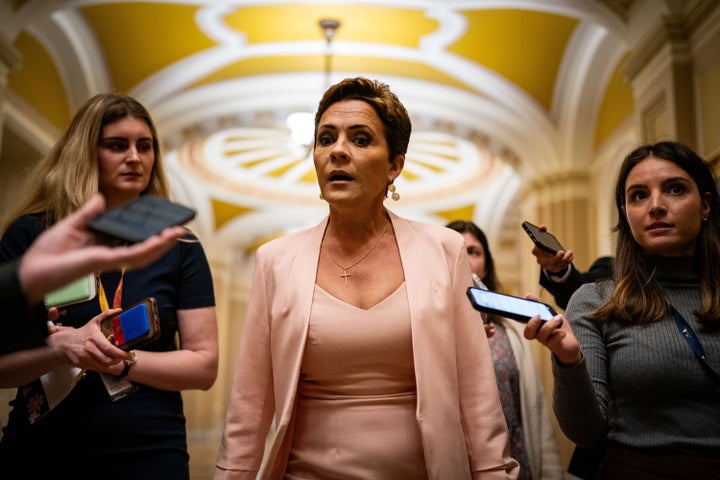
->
xmin=323 ymin=222 xmax=390 ymax=286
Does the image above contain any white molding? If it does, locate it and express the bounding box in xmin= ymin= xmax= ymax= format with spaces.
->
xmin=0 ymin=29 xmax=21 ymax=77
xmin=2 ymin=89 xmax=58 ymax=152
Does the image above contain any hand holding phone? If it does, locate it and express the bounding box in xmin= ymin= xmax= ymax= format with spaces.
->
xmin=466 ymin=286 xmax=558 ymax=323
xmin=88 ymin=195 xmax=196 ymax=244
xmin=100 ymin=297 xmax=161 ymax=350
xmin=521 ymin=221 xmax=565 ymax=255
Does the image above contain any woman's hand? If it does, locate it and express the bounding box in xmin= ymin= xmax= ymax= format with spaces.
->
xmin=532 ymin=245 xmax=574 ymax=273
xmin=46 ymin=308 xmax=131 ymax=371
xmin=522 ymin=294 xmax=582 ymax=366
xmin=529 ymin=225 xmax=574 ymax=273
xmin=483 ymin=320 xmax=496 ymax=338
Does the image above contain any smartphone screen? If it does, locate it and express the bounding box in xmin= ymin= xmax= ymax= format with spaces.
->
xmin=88 ymin=195 xmax=196 ymax=244
xmin=521 ymin=221 xmax=565 ymax=254
xmin=466 ymin=287 xmax=558 ymax=323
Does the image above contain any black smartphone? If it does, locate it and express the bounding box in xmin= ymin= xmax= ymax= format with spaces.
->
xmin=521 ymin=221 xmax=565 ymax=255
xmin=88 ymin=195 xmax=196 ymax=244
xmin=100 ymin=297 xmax=161 ymax=351
xmin=466 ymin=286 xmax=558 ymax=323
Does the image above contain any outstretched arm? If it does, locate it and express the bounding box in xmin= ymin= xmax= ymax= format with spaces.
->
xmin=19 ymin=194 xmax=185 ymax=304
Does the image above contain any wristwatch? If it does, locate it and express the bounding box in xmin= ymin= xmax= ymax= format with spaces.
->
xmin=119 ymin=350 xmax=137 ymax=378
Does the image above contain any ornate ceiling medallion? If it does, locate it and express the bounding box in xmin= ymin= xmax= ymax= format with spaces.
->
xmin=176 ymin=126 xmax=502 ymax=206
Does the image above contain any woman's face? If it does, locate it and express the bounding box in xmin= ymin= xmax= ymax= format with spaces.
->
xmin=623 ymin=156 xmax=710 ymax=256
xmin=314 ymin=100 xmax=403 ymax=207
xmin=462 ymin=232 xmax=487 ymax=279
xmin=98 ymin=116 xmax=155 ymax=207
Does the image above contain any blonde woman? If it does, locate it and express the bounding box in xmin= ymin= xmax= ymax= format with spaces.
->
xmin=0 ymin=94 xmax=218 ymax=479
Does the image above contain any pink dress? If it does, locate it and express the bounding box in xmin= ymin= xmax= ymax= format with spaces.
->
xmin=284 ymin=283 xmax=428 ymax=479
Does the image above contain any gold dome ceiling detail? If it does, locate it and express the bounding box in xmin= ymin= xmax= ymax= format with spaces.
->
xmin=177 ymin=127 xmax=507 ymax=207
xmin=3 ymin=0 xmax=647 ymax=248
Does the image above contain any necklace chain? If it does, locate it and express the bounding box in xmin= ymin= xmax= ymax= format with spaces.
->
xmin=324 ymin=222 xmax=390 ymax=286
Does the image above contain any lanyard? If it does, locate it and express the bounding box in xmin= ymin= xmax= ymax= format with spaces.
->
xmin=670 ymin=306 xmax=720 ymax=389
xmin=98 ymin=267 xmax=126 ymax=311
xmin=71 ymin=268 xmax=126 ymax=387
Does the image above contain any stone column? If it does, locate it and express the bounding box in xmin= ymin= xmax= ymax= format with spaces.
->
xmin=623 ymin=7 xmax=712 ymax=148
xmin=0 ymin=29 xmax=22 ymax=148
xmin=184 ymin=244 xmax=254 ymax=480
xmin=516 ymin=168 xmax=597 ymax=468
xmin=518 ymin=169 xmax=595 ymax=307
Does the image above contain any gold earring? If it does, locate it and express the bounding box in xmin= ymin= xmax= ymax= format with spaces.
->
xmin=319 ymin=192 xmax=325 ymax=200
xmin=388 ymin=183 xmax=400 ymax=201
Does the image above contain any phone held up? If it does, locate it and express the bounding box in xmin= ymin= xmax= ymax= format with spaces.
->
xmin=101 ymin=297 xmax=161 ymax=351
xmin=88 ymin=194 xmax=196 ymax=244
xmin=466 ymin=286 xmax=558 ymax=323
xmin=521 ymin=221 xmax=565 ymax=255
xmin=44 ymin=273 xmax=98 ymax=309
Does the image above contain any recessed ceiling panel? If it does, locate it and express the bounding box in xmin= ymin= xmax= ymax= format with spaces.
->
xmin=190 ymin=55 xmax=477 ymax=93
xmin=224 ymin=4 xmax=438 ymax=46
xmin=82 ymin=3 xmax=217 ymax=92
xmin=450 ymin=9 xmax=577 ymax=110
xmin=177 ymin=126 xmax=502 ymax=207
xmin=8 ymin=33 xmax=70 ymax=128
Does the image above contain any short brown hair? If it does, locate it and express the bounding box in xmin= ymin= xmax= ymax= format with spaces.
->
xmin=314 ymin=77 xmax=411 ymax=160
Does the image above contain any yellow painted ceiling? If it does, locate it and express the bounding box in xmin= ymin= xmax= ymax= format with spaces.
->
xmin=78 ymin=3 xmax=575 ymax=107
xmin=594 ymin=55 xmax=634 ymax=147
xmin=4 ymin=1 xmax=636 ymax=239
xmin=224 ymin=5 xmax=438 ymax=46
xmin=82 ymin=3 xmax=217 ymax=93
xmin=8 ymin=33 xmax=70 ymax=129
xmin=450 ymin=9 xmax=578 ymax=110
xmin=7 ymin=2 xmax=632 ymax=136
xmin=191 ymin=55 xmax=476 ymax=93
xmin=210 ymin=197 xmax=254 ymax=230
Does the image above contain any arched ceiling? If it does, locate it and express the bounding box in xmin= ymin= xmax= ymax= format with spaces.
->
xmin=1 ymin=0 xmax=649 ymax=250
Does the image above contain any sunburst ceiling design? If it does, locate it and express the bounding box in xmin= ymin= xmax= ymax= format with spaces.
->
xmin=1 ymin=0 xmax=646 ymax=249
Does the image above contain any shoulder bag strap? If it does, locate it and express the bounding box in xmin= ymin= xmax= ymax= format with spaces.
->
xmin=670 ymin=306 xmax=720 ymax=389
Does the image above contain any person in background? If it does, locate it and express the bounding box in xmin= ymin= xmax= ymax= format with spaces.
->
xmin=0 ymin=93 xmax=218 ymax=479
xmin=524 ymin=141 xmax=720 ymax=479
xmin=529 ymin=231 xmax=612 ymax=310
xmin=215 ymin=77 xmax=518 ymax=480
xmin=1 ymin=193 xmax=186 ymax=356
xmin=447 ymin=220 xmax=564 ymax=480
xmin=529 ymin=229 xmax=612 ymax=480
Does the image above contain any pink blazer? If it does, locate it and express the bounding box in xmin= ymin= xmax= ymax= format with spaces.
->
xmin=215 ymin=212 xmax=518 ymax=480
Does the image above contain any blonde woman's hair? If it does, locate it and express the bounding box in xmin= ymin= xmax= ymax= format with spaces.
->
xmin=2 ymin=93 xmax=169 ymax=231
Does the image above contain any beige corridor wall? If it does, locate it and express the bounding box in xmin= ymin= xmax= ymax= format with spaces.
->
xmin=698 ymin=56 xmax=720 ymax=160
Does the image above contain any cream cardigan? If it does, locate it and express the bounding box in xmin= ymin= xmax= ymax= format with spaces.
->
xmin=499 ymin=318 xmax=564 ymax=479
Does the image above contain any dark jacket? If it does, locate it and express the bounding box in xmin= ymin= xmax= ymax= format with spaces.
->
xmin=0 ymin=260 xmax=47 ymax=355
xmin=539 ymin=256 xmax=613 ymax=309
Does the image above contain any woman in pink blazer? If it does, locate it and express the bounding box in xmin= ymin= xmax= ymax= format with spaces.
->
xmin=215 ymin=77 xmax=519 ymax=480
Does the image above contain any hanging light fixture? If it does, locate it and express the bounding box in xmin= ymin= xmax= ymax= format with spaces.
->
xmin=286 ymin=18 xmax=341 ymax=149
xmin=319 ymin=18 xmax=340 ymax=89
